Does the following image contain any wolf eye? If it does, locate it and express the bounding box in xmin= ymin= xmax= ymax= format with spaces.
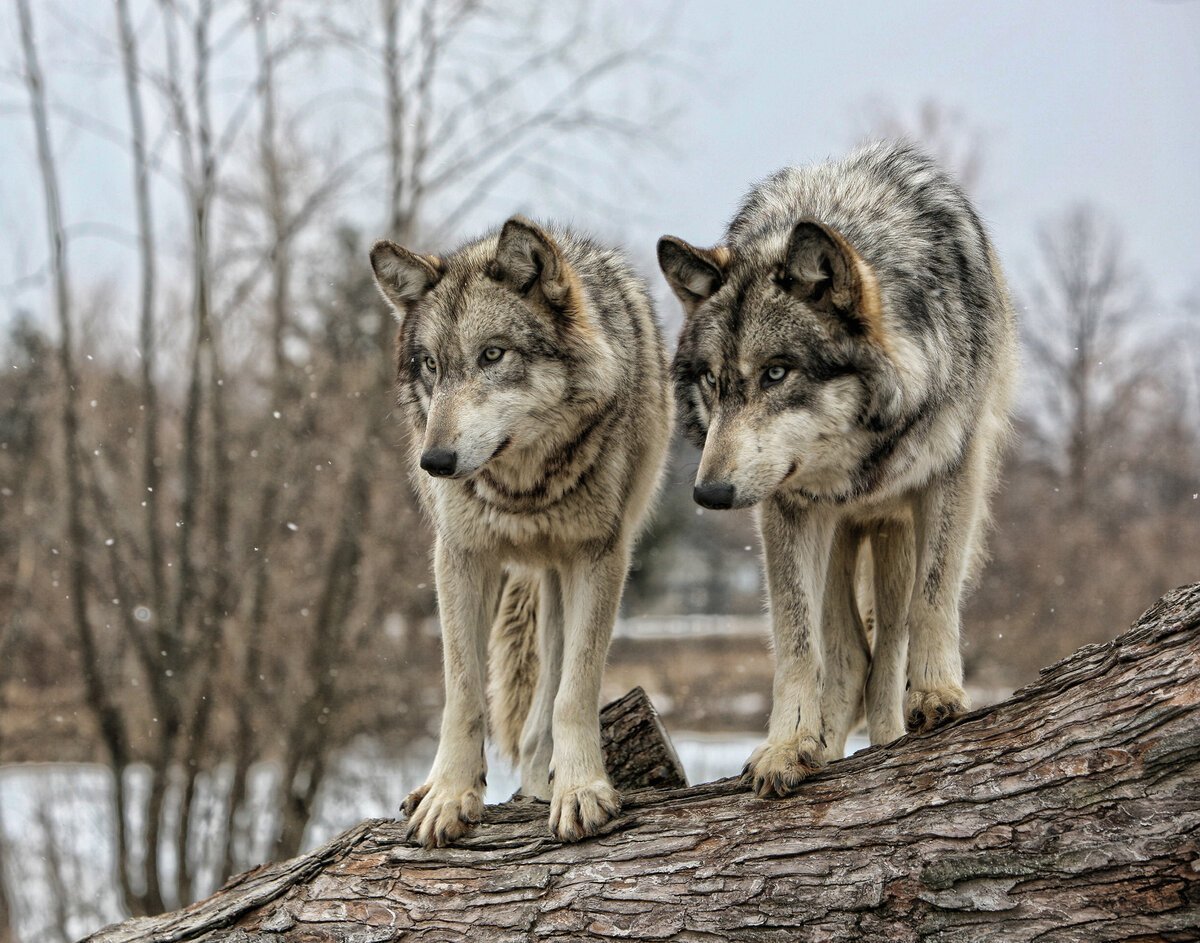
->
xmin=700 ymin=370 xmax=717 ymax=390
xmin=422 ymin=355 xmax=437 ymax=373
xmin=480 ymin=346 xmax=505 ymax=365
xmin=761 ymin=365 xmax=788 ymax=388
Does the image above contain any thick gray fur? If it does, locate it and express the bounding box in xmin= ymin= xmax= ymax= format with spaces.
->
xmin=660 ymin=141 xmax=1016 ymax=798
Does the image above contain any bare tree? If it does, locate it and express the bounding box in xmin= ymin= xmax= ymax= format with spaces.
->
xmin=965 ymin=206 xmax=1199 ymax=688
xmin=115 ymin=0 xmax=166 ymax=663
xmin=15 ymin=0 xmax=142 ymax=918
xmin=330 ymin=0 xmax=675 ymax=247
xmin=4 ymin=0 xmax=681 ymax=929
xmin=112 ymin=0 xmax=168 ymax=914
xmin=217 ymin=0 xmax=295 ymax=880
xmin=1023 ymin=204 xmax=1145 ymax=512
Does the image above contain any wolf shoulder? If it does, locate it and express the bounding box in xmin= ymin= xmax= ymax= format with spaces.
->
xmin=737 ymin=140 xmax=1017 ymax=349
xmin=554 ymin=228 xmax=672 ymax=374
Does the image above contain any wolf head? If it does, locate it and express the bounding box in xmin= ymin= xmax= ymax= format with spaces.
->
xmin=661 ymin=220 xmax=905 ymax=509
xmin=371 ymin=216 xmax=613 ymax=480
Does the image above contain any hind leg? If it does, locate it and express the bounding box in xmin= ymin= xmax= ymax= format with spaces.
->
xmin=866 ymin=521 xmax=912 ymax=744
xmin=518 ymin=568 xmax=563 ymax=799
xmin=820 ymin=524 xmax=869 ymax=762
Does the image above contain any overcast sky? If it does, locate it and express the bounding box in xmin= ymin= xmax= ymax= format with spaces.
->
xmin=2 ymin=0 xmax=1198 ymax=336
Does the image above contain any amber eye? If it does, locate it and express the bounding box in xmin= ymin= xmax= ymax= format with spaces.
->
xmin=762 ymin=365 xmax=788 ymax=388
xmin=481 ymin=346 xmax=505 ymax=365
xmin=701 ymin=370 xmax=717 ymax=389
xmin=423 ymin=355 xmax=437 ymax=373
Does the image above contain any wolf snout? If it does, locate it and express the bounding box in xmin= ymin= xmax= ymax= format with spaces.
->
xmin=693 ymin=480 xmax=736 ymax=510
xmin=420 ymin=447 xmax=458 ymax=478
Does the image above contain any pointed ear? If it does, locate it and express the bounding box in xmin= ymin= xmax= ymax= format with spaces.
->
xmin=657 ymin=236 xmax=730 ymax=315
xmin=490 ymin=216 xmax=580 ymax=313
xmin=781 ymin=220 xmax=885 ymax=345
xmin=369 ymin=240 xmax=443 ymax=319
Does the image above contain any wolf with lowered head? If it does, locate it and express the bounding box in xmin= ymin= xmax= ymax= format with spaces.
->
xmin=370 ymin=216 xmax=672 ymax=846
xmin=659 ymin=141 xmax=1015 ymax=797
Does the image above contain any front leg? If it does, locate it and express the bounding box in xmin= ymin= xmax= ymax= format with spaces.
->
xmin=905 ymin=459 xmax=984 ymax=734
xmin=746 ymin=500 xmax=837 ymax=798
xmin=403 ymin=540 xmax=500 ymax=848
xmin=549 ymin=543 xmax=628 ymax=841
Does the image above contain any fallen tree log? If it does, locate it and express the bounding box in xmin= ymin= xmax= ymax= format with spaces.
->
xmin=86 ymin=584 xmax=1200 ymax=942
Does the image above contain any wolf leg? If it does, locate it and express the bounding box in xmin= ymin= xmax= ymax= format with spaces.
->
xmin=865 ymin=520 xmax=912 ymax=744
xmin=745 ymin=501 xmax=837 ymax=797
xmin=548 ymin=545 xmax=628 ymax=841
xmin=906 ymin=459 xmax=984 ymax=734
xmin=403 ymin=541 xmax=500 ymax=848
xmin=517 ymin=568 xmax=564 ymax=799
xmin=819 ymin=523 xmax=868 ymax=762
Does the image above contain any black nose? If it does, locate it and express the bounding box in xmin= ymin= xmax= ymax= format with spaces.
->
xmin=420 ymin=448 xmax=458 ymax=477
xmin=693 ymin=481 xmax=736 ymax=510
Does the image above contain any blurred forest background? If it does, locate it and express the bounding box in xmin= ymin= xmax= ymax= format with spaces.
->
xmin=1 ymin=1 xmax=1198 ymax=940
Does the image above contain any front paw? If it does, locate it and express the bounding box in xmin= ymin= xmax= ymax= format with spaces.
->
xmin=548 ymin=778 xmax=621 ymax=842
xmin=743 ymin=736 xmax=823 ymax=798
xmin=905 ymin=685 xmax=967 ymax=734
xmin=402 ymin=780 xmax=484 ymax=849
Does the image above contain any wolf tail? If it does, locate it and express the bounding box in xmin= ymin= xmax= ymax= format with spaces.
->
xmin=488 ymin=570 xmax=540 ymax=763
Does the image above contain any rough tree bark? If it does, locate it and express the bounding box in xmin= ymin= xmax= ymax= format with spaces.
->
xmin=85 ymin=585 xmax=1200 ymax=942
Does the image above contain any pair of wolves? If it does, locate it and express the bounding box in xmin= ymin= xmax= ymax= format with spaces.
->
xmin=369 ymin=141 xmax=1016 ymax=848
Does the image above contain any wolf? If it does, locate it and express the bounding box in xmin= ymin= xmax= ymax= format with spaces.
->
xmin=369 ymin=216 xmax=672 ymax=846
xmin=658 ymin=141 xmax=1016 ymax=797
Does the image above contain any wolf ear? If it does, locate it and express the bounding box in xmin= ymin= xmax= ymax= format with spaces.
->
xmin=782 ymin=220 xmax=884 ymax=344
xmin=369 ymin=240 xmax=443 ymax=320
xmin=657 ymin=236 xmax=729 ymax=315
xmin=491 ymin=216 xmax=580 ymax=313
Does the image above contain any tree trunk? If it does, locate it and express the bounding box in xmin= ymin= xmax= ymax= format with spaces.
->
xmin=17 ymin=0 xmax=140 ymax=918
xmin=83 ymin=584 xmax=1200 ymax=942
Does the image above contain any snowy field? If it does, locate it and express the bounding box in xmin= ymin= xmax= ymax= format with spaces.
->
xmin=0 ymin=731 xmax=868 ymax=942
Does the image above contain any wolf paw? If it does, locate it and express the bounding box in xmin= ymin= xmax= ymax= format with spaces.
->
xmin=548 ymin=779 xmax=622 ymax=842
xmin=402 ymin=780 xmax=484 ymax=849
xmin=905 ymin=686 xmax=967 ymax=734
xmin=743 ymin=736 xmax=824 ymax=798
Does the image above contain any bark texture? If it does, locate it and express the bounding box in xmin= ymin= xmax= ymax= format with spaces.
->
xmin=600 ymin=686 xmax=688 ymax=792
xmin=85 ymin=585 xmax=1200 ymax=942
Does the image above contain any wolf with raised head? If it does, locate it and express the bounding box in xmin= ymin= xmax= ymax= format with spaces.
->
xmin=370 ymin=216 xmax=672 ymax=846
xmin=658 ymin=141 xmax=1016 ymax=797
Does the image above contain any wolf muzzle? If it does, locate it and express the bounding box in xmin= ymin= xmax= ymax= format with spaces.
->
xmin=693 ymin=480 xmax=736 ymax=510
xmin=420 ymin=447 xmax=457 ymax=478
